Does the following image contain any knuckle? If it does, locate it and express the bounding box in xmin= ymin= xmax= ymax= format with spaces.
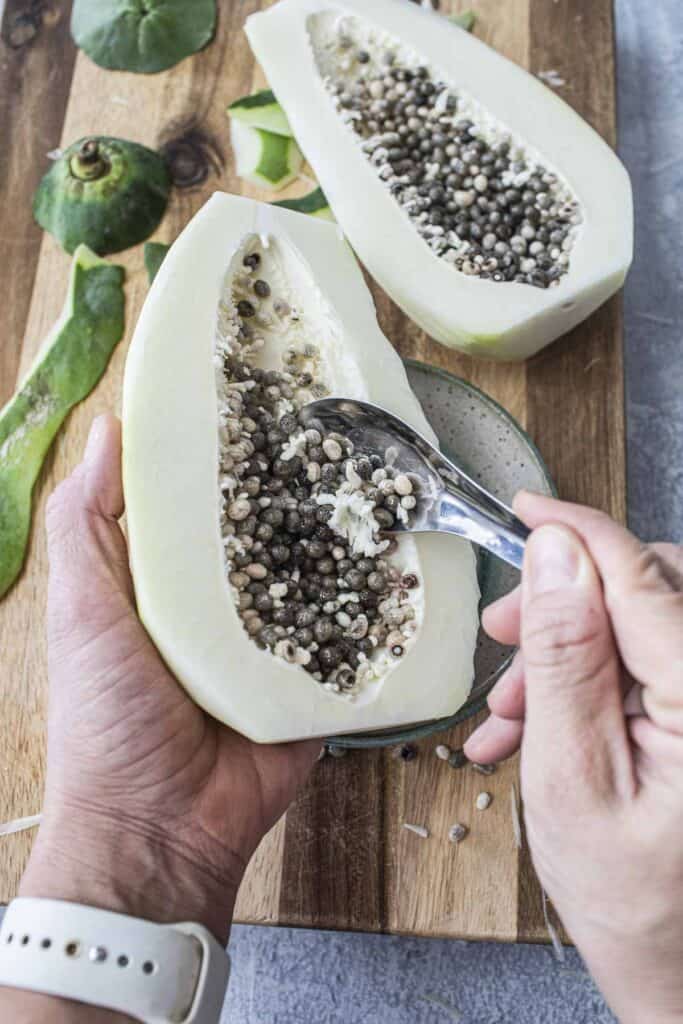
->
xmin=523 ymin=594 xmax=611 ymax=683
xmin=629 ymin=543 xmax=669 ymax=588
xmin=633 ymin=543 xmax=683 ymax=594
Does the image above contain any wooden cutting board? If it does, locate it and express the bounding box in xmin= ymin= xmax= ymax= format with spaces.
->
xmin=0 ymin=0 xmax=624 ymax=942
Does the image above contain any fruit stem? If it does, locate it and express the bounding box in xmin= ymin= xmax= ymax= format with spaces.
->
xmin=70 ymin=140 xmax=109 ymax=181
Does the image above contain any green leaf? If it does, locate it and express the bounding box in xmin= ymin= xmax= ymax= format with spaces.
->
xmin=0 ymin=246 xmax=126 ymax=599
xmin=144 ymin=241 xmax=170 ymax=284
xmin=71 ymin=0 xmax=217 ymax=74
xmin=273 ymin=187 xmax=334 ymax=220
xmin=449 ymin=10 xmax=476 ymax=31
xmin=33 ymin=136 xmax=171 ymax=256
xmin=228 ymin=89 xmax=292 ymax=137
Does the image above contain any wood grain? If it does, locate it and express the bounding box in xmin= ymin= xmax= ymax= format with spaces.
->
xmin=0 ymin=0 xmax=77 ymax=406
xmin=0 ymin=0 xmax=624 ymax=945
xmin=233 ymin=817 xmax=286 ymax=925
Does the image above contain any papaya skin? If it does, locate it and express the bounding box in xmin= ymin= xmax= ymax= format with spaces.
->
xmin=0 ymin=245 xmax=125 ymax=599
xmin=273 ymin=186 xmax=333 ymax=220
xmin=228 ymin=88 xmax=293 ymax=137
xmin=144 ymin=241 xmax=170 ymax=284
xmin=253 ymin=129 xmax=302 ymax=187
xmin=33 ymin=137 xmax=171 ymax=256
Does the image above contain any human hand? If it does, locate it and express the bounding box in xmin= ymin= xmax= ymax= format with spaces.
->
xmin=464 ymin=492 xmax=683 ymax=1024
xmin=20 ymin=415 xmax=320 ymax=944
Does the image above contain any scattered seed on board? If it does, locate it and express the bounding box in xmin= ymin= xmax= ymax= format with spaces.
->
xmin=326 ymin=745 xmax=348 ymax=758
xmin=435 ymin=744 xmax=468 ymax=769
xmin=471 ymin=761 xmax=497 ymax=776
xmin=392 ymin=743 xmax=418 ymax=762
xmin=403 ymin=823 xmax=429 ymax=839
xmin=476 ymin=791 xmax=492 ymax=811
xmin=448 ymin=823 xmax=469 ymax=844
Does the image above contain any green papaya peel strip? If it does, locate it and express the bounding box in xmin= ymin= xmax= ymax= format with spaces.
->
xmin=228 ymin=89 xmax=293 ymax=137
xmin=0 ymin=246 xmax=125 ymax=599
xmin=144 ymin=242 xmax=170 ymax=284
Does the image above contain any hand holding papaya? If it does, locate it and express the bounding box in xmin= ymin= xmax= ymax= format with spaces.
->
xmin=19 ymin=416 xmax=320 ymax=946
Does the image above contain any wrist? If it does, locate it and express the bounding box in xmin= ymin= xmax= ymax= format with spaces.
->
xmin=19 ymin=803 xmax=243 ymax=945
xmin=0 ymin=988 xmax=135 ymax=1024
xmin=568 ymin=925 xmax=683 ymax=1024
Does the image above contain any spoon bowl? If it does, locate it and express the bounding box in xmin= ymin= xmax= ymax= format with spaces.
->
xmin=301 ymin=396 xmax=530 ymax=569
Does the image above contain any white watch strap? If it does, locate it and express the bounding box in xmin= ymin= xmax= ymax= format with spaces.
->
xmin=0 ymin=899 xmax=230 ymax=1023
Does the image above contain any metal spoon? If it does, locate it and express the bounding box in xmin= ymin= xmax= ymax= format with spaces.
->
xmin=300 ymin=397 xmax=530 ymax=570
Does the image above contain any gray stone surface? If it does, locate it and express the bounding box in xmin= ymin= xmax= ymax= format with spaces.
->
xmin=221 ymin=3 xmax=683 ymax=1021
xmin=619 ymin=0 xmax=683 ymax=542
xmin=223 ymin=928 xmax=612 ymax=1024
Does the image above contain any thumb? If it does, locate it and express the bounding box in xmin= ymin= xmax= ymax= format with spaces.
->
xmin=521 ymin=524 xmax=632 ymax=799
xmin=46 ymin=414 xmax=135 ymax=652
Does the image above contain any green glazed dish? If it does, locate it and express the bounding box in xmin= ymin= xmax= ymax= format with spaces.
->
xmin=327 ymin=361 xmax=556 ymax=748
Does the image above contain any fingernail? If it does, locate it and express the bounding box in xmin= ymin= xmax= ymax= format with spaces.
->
xmin=84 ymin=416 xmax=107 ymax=466
xmin=526 ymin=525 xmax=581 ymax=594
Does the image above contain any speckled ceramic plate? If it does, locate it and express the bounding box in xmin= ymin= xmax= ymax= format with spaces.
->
xmin=327 ymin=360 xmax=556 ymax=749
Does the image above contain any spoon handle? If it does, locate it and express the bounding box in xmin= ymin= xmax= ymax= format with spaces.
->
xmin=437 ymin=482 xmax=530 ymax=571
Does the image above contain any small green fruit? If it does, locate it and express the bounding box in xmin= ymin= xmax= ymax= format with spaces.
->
xmin=33 ymin=136 xmax=171 ymax=256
